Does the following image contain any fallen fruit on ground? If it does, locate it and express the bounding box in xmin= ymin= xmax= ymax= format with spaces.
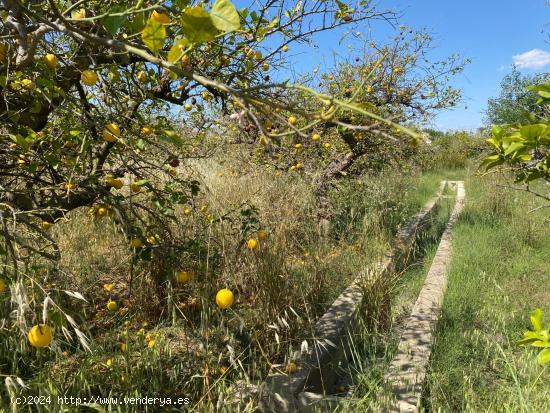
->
xmin=257 ymin=230 xmax=268 ymax=241
xmin=176 ymin=271 xmax=191 ymax=284
xmin=286 ymin=362 xmax=297 ymax=374
xmin=216 ymin=289 xmax=234 ymax=309
xmin=28 ymin=324 xmax=53 ymax=348
xmin=247 ymin=238 xmax=258 ymax=250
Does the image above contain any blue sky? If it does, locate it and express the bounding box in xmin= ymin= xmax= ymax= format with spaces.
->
xmin=263 ymin=0 xmax=550 ymax=131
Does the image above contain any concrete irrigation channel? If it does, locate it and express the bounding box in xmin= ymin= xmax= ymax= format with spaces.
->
xmin=248 ymin=180 xmax=464 ymax=413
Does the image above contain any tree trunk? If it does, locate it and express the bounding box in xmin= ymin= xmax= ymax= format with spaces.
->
xmin=313 ymin=151 xmax=356 ymax=236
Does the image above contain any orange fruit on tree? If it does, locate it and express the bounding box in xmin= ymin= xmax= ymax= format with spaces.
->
xmin=111 ymin=179 xmax=123 ymax=190
xmin=141 ymin=126 xmax=153 ymax=135
xmin=43 ymin=54 xmax=57 ymax=69
xmin=28 ymin=324 xmax=53 ymax=348
xmin=102 ymin=123 xmax=120 ymax=142
xmin=81 ymin=69 xmax=98 ymax=86
xmin=215 ymin=289 xmax=234 ymax=309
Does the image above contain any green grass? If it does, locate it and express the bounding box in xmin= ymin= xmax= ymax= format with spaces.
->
xmin=334 ymin=180 xmax=457 ymax=409
xmin=424 ymin=174 xmax=550 ymax=413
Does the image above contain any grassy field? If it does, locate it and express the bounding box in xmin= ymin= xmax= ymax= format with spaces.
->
xmin=338 ymin=169 xmax=549 ymax=413
xmin=424 ymin=174 xmax=550 ymax=412
xmin=0 ymin=157 xmax=470 ymax=412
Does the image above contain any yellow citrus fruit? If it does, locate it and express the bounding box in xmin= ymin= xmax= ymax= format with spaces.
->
xmin=141 ymin=126 xmax=153 ymax=135
xmin=282 ymin=45 xmax=289 ymax=52
xmin=41 ymin=221 xmax=51 ymax=230
xmin=257 ymin=230 xmax=268 ymax=241
xmin=131 ymin=238 xmax=143 ymax=248
xmin=262 ymin=63 xmax=269 ymax=71
xmin=147 ymin=235 xmax=157 ymax=244
xmin=176 ymin=271 xmax=191 ymax=284
xmin=137 ymin=70 xmax=147 ymax=83
xmin=286 ymin=361 xmax=297 ymax=374
xmin=254 ymin=50 xmax=263 ymax=60
xmin=28 ymin=324 xmax=53 ymax=348
xmin=107 ymin=300 xmax=118 ymax=311
xmin=0 ymin=278 xmax=6 ymax=293
xmin=294 ymin=143 xmax=302 ymax=150
xmin=215 ymin=288 xmax=234 ymax=309
xmin=131 ymin=183 xmax=141 ymax=193
xmin=312 ymin=133 xmax=321 ymax=141
xmin=147 ymin=339 xmax=156 ymax=348
xmin=102 ymin=123 xmax=120 ymax=142
xmin=97 ymin=207 xmax=108 ymax=217
xmin=21 ymin=79 xmax=35 ymax=90
xmin=184 ymin=103 xmax=193 ymax=111
xmin=367 ymin=85 xmax=373 ymax=93
xmin=201 ymin=91 xmax=210 ymax=100
xmin=119 ymin=343 xmax=127 ymax=352
xmin=288 ymin=116 xmax=297 ymax=126
xmin=103 ymin=283 xmax=115 ymax=292
xmin=43 ymin=54 xmax=57 ymax=69
xmin=81 ymin=69 xmax=98 ymax=86
xmin=72 ymin=8 xmax=87 ymax=19
xmin=111 ymin=179 xmax=123 ymax=190
xmin=151 ymin=10 xmax=170 ymax=24
xmin=323 ymin=143 xmax=331 ymax=149
xmin=247 ymin=238 xmax=258 ymax=250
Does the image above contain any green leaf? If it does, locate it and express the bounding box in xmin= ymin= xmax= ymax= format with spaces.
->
xmin=181 ymin=7 xmax=218 ymax=44
xmin=103 ymin=6 xmax=127 ymax=34
xmin=504 ymin=141 xmax=525 ymax=156
xmin=167 ymin=38 xmax=190 ymax=63
xmin=537 ymin=348 xmax=550 ymax=365
xmin=520 ymin=124 xmax=546 ymax=140
xmin=210 ymin=0 xmax=240 ymax=32
xmin=141 ymin=18 xmax=166 ymax=53
xmin=531 ymin=308 xmax=543 ymax=332
xmin=162 ymin=129 xmax=183 ymax=146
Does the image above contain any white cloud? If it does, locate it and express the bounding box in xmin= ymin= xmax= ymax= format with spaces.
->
xmin=512 ymin=48 xmax=550 ymax=69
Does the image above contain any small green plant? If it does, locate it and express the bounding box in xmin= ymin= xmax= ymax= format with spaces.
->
xmin=518 ymin=309 xmax=550 ymax=365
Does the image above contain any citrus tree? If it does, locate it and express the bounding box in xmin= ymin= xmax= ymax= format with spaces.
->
xmin=0 ymin=0 xmax=417 ymax=359
xmin=482 ymin=82 xmax=550 ymax=206
xmin=224 ymin=27 xmax=468 ymax=229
